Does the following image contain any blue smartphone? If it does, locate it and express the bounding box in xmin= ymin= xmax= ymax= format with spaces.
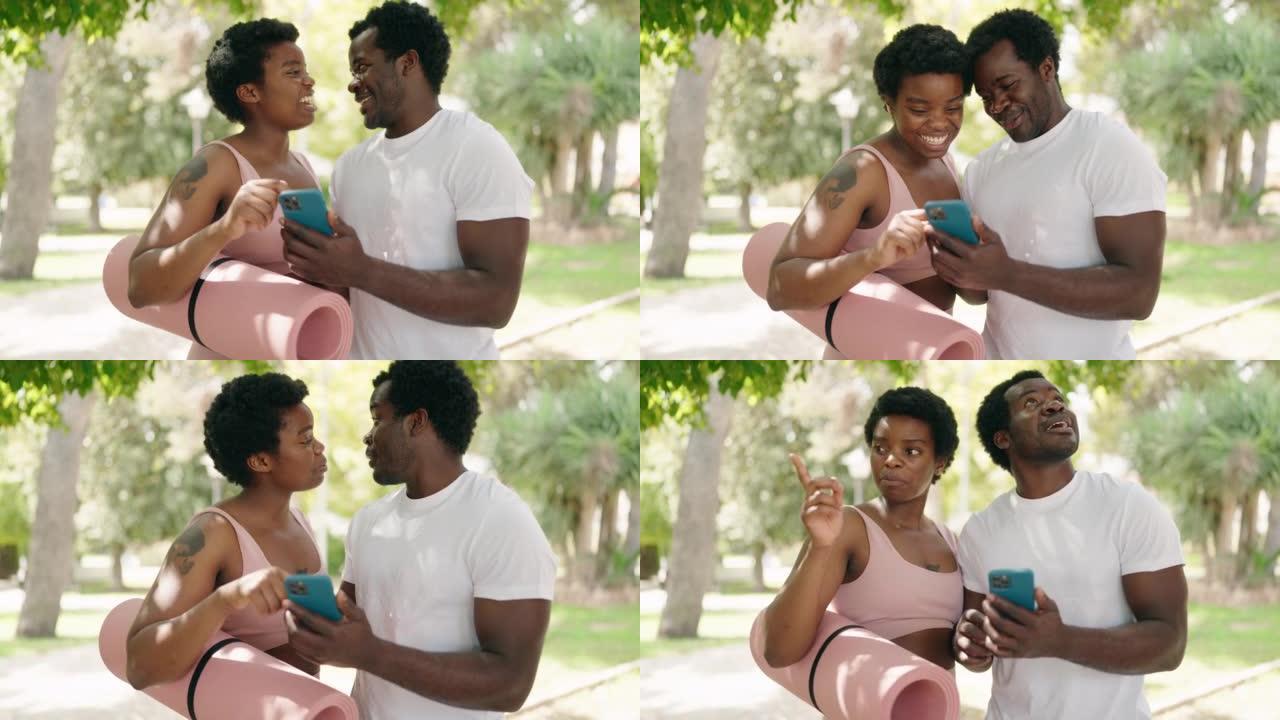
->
xmin=923 ymin=199 xmax=979 ymax=245
xmin=279 ymin=188 xmax=333 ymax=235
xmin=284 ymin=573 xmax=342 ymax=621
xmin=988 ymin=568 xmax=1036 ymax=612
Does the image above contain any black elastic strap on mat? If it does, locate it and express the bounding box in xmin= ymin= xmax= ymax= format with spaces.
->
xmin=824 ymin=298 xmax=841 ymax=351
xmin=808 ymin=624 xmax=858 ymax=712
xmin=187 ymin=637 xmax=240 ymax=719
xmin=188 ymin=257 xmax=234 ymax=348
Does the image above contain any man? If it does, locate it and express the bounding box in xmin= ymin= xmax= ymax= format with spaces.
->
xmin=953 ymin=370 xmax=1187 ymax=719
xmin=284 ymin=361 xmax=556 ymax=718
xmin=281 ymin=1 xmax=532 ymax=359
xmin=926 ymin=9 xmax=1167 ymax=359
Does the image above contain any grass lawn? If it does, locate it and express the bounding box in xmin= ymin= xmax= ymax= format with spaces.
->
xmin=641 ymin=249 xmax=745 ymax=296
xmin=0 ymin=250 xmax=110 ymax=297
xmin=0 ymin=608 xmax=121 ymax=659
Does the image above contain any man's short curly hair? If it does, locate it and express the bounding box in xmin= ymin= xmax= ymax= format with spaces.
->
xmin=873 ymin=24 xmax=972 ymax=100
xmin=976 ymin=370 xmax=1046 ymax=472
xmin=349 ymin=0 xmax=451 ymax=94
xmin=372 ymin=361 xmax=478 ymax=455
xmin=203 ymin=373 xmax=309 ymax=487
xmin=206 ymin=18 xmax=299 ymax=124
xmin=966 ymin=9 xmax=1061 ymax=80
xmin=863 ymin=387 xmax=959 ymax=467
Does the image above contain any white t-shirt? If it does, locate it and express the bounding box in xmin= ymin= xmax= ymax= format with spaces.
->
xmin=341 ymin=471 xmax=557 ymax=720
xmin=956 ymin=471 xmax=1184 ymax=720
xmin=331 ymin=109 xmax=534 ymax=359
xmin=962 ymin=109 xmax=1167 ymax=359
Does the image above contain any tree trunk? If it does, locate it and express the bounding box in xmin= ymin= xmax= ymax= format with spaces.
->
xmin=751 ymin=541 xmax=766 ymax=592
xmin=658 ymin=379 xmax=734 ymax=638
xmin=573 ymin=471 xmax=601 ymax=587
xmin=597 ymin=125 xmax=619 ymax=206
xmin=1223 ymin=128 xmax=1243 ymax=219
xmin=1215 ymin=487 xmax=1237 ymax=586
xmin=1263 ymin=489 xmax=1280 ymax=579
xmin=110 ymin=543 xmax=125 ymax=591
xmin=0 ymin=33 xmax=73 ymax=280
xmin=1239 ymin=487 xmax=1259 ymax=579
xmin=737 ymin=181 xmax=753 ymax=232
xmin=596 ymin=488 xmax=618 ymax=579
xmin=1198 ymin=132 xmax=1223 ymax=229
xmin=548 ymin=134 xmax=575 ymax=227
xmin=87 ymin=182 xmax=103 ymax=232
xmin=1247 ymin=124 xmax=1269 ymax=217
xmin=17 ymin=390 xmax=96 ymax=637
xmin=572 ymin=130 xmax=594 ymax=222
xmin=644 ymin=33 xmax=723 ymax=279
xmin=624 ymin=488 xmax=640 ymax=577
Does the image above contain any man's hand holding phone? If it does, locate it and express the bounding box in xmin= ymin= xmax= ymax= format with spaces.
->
xmin=282 ymin=211 xmax=367 ymax=289
xmin=925 ymin=205 xmax=1016 ymax=292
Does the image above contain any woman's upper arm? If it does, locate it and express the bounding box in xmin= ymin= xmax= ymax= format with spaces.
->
xmin=128 ymin=513 xmax=230 ymax=636
xmin=133 ymin=146 xmax=236 ymax=258
xmin=774 ymin=151 xmax=886 ymax=265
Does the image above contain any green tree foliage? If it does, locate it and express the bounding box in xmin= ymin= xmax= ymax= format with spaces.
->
xmin=0 ymin=0 xmax=254 ymax=61
xmin=1128 ymin=366 xmax=1280 ymax=585
xmin=463 ymin=15 xmax=639 ymax=224
xmin=486 ymin=363 xmax=639 ymax=586
xmin=54 ymin=37 xmax=234 ymax=212
xmin=0 ymin=361 xmax=156 ymax=427
xmin=704 ymin=37 xmax=840 ymax=216
xmin=77 ymin=397 xmax=213 ymax=586
xmin=1114 ymin=14 xmax=1280 ymax=224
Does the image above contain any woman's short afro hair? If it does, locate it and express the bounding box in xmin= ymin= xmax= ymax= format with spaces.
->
xmin=203 ymin=372 xmax=309 ymax=487
xmin=862 ymin=386 xmax=960 ymax=464
xmin=873 ymin=24 xmax=972 ymax=100
xmin=206 ymin=18 xmax=299 ymax=124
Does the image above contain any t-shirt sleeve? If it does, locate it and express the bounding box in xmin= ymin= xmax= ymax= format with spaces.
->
xmin=1118 ymin=483 xmax=1184 ymax=575
xmin=339 ymin=508 xmax=359 ymax=587
xmin=1086 ymin=119 xmax=1168 ymax=217
xmin=957 ymin=516 xmax=988 ymax=594
xmin=450 ymin=122 xmax=534 ymax=222
xmin=469 ymin=495 xmax=557 ymax=601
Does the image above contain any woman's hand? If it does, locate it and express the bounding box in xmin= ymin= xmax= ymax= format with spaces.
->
xmin=870 ymin=208 xmax=928 ymax=269
xmin=216 ymin=566 xmax=289 ymax=615
xmin=789 ymin=454 xmax=844 ymax=548
xmin=217 ymin=179 xmax=288 ymax=239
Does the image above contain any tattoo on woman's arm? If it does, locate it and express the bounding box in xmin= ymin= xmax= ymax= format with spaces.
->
xmin=170 ymin=153 xmax=210 ymax=202
xmin=171 ymin=523 xmax=206 ymax=576
xmin=819 ymin=160 xmax=858 ymax=211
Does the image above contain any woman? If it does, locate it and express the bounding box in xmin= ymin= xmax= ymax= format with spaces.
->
xmin=125 ymin=372 xmax=327 ymax=687
xmin=760 ymin=386 xmax=962 ymax=670
xmin=126 ymin=19 xmax=322 ymax=358
xmin=766 ymin=25 xmax=971 ymax=358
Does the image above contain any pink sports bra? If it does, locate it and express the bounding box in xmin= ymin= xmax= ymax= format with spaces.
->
xmin=839 ymin=144 xmax=960 ymax=286
xmin=829 ymin=506 xmax=963 ymax=639
xmin=197 ymin=505 xmax=320 ymax=651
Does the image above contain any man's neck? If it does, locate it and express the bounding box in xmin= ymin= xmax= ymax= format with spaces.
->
xmin=1011 ymin=461 xmax=1075 ymax=500
xmin=386 ymin=96 xmax=443 ymax=140
xmin=404 ymin=454 xmax=467 ymax=499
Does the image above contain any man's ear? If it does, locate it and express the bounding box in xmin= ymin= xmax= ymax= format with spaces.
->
xmin=406 ymin=408 xmax=431 ymax=436
xmin=994 ymin=430 xmax=1011 ymax=451
xmin=397 ymin=49 xmax=420 ymax=78
xmin=1038 ymin=56 xmax=1056 ymax=83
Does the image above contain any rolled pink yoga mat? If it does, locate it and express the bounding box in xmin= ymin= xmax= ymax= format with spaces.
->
xmin=103 ymin=235 xmax=353 ymax=359
xmin=749 ymin=610 xmax=959 ymax=720
xmin=742 ymin=223 xmax=984 ymax=359
xmin=99 ymin=598 xmax=358 ymax=720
